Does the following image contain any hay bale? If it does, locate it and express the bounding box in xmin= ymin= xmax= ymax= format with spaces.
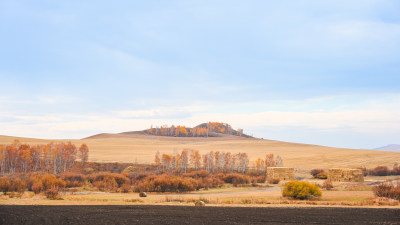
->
xmin=139 ymin=192 xmax=147 ymax=197
xmin=266 ymin=167 xmax=295 ymax=181
xmin=194 ymin=200 xmax=205 ymax=207
xmin=328 ymin=168 xmax=364 ymax=182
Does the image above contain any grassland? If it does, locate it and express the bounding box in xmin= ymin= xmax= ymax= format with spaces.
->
xmin=1 ymin=133 xmax=399 ymax=173
xmin=1 ymin=180 xmax=399 ymax=207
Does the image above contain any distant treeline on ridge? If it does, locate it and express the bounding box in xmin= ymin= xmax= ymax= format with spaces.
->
xmin=146 ymin=122 xmax=248 ymax=137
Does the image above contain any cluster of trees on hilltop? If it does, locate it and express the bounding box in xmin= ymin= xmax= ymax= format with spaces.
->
xmin=147 ymin=122 xmax=245 ymax=137
xmin=0 ymin=140 xmax=89 ymax=176
xmin=154 ymin=149 xmax=283 ymax=174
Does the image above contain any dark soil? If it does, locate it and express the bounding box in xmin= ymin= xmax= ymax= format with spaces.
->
xmin=0 ymin=205 xmax=399 ymax=225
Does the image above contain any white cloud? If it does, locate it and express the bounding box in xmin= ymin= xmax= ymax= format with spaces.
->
xmin=1 ymin=94 xmax=399 ymax=142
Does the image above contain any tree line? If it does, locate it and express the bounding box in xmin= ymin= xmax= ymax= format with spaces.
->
xmin=154 ymin=149 xmax=283 ymax=174
xmin=0 ymin=140 xmax=89 ymax=176
xmin=147 ymin=122 xmax=244 ymax=137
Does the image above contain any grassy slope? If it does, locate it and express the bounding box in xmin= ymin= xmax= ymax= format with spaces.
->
xmin=1 ymin=134 xmax=399 ymax=170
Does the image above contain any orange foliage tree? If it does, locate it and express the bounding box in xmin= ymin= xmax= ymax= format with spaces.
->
xmin=0 ymin=140 xmax=89 ymax=175
xmin=155 ymin=149 xmax=249 ymax=174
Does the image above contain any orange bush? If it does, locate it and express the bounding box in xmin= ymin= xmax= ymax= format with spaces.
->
xmin=133 ymin=174 xmax=198 ymax=192
xmin=184 ymin=170 xmax=210 ymax=179
xmin=0 ymin=177 xmax=11 ymax=194
xmin=32 ymin=181 xmax=44 ymax=194
xmin=45 ymin=187 xmax=61 ymax=200
xmin=197 ymin=177 xmax=224 ymax=190
xmin=94 ymin=177 xmax=118 ymax=192
xmin=120 ymin=183 xmax=131 ymax=193
xmin=88 ymin=172 xmax=130 ymax=192
xmin=373 ymin=181 xmax=400 ymax=200
xmin=88 ymin=172 xmax=130 ymax=185
xmin=29 ymin=174 xmax=66 ymax=193
xmin=391 ymin=166 xmax=400 ymax=175
xmin=369 ymin=166 xmax=390 ymax=176
xmin=10 ymin=177 xmax=26 ymax=193
xmin=61 ymin=172 xmax=85 ymax=187
xmin=219 ymin=173 xmax=250 ymax=186
xmin=251 ymin=176 xmax=266 ymax=184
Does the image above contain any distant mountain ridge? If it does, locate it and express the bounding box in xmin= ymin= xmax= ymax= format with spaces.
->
xmin=374 ymin=144 xmax=400 ymax=152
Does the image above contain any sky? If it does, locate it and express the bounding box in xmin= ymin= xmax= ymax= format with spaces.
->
xmin=0 ymin=0 xmax=399 ymax=149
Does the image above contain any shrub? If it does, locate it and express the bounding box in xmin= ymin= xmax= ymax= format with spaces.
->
xmin=133 ymin=174 xmax=198 ymax=192
xmin=251 ymin=176 xmax=266 ymax=184
xmin=322 ymin=180 xmax=334 ymax=190
xmin=391 ymin=166 xmax=400 ymax=176
xmin=120 ymin=183 xmax=131 ymax=193
xmin=197 ymin=177 xmax=224 ymax=190
xmin=373 ymin=181 xmax=400 ymax=200
xmin=88 ymin=172 xmax=130 ymax=187
xmin=315 ymin=172 xmax=328 ymax=179
xmin=87 ymin=172 xmax=130 ymax=192
xmin=0 ymin=177 xmax=11 ymax=194
xmin=122 ymin=166 xmax=137 ymax=177
xmin=94 ymin=177 xmax=118 ymax=192
xmin=369 ymin=166 xmax=390 ymax=176
xmin=268 ymin=178 xmax=280 ymax=184
xmin=61 ymin=173 xmax=85 ymax=187
xmin=219 ymin=173 xmax=250 ymax=186
xmin=45 ymin=187 xmax=61 ymax=200
xmin=282 ymin=181 xmax=322 ymax=200
xmin=29 ymin=174 xmax=66 ymax=193
xmin=32 ymin=181 xmax=44 ymax=194
xmin=10 ymin=177 xmax=26 ymax=193
xmin=184 ymin=170 xmax=209 ymax=179
xmin=310 ymin=169 xmax=324 ymax=178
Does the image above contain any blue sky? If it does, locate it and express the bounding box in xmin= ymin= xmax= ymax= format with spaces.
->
xmin=0 ymin=0 xmax=399 ymax=149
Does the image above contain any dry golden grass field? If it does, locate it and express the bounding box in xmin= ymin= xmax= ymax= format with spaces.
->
xmin=1 ymin=178 xmax=399 ymax=207
xmin=1 ymin=133 xmax=399 ymax=172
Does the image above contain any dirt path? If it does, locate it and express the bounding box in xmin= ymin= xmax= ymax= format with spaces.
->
xmin=1 ymin=205 xmax=399 ymax=225
xmin=74 ymin=187 xmax=281 ymax=197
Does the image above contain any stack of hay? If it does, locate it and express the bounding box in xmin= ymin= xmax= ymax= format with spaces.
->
xmin=266 ymin=167 xmax=295 ymax=181
xmin=328 ymin=168 xmax=364 ymax=182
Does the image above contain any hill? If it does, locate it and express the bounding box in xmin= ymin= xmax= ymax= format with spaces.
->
xmin=1 ymin=133 xmax=400 ymax=173
xmin=125 ymin=122 xmax=251 ymax=138
xmin=374 ymin=144 xmax=400 ymax=152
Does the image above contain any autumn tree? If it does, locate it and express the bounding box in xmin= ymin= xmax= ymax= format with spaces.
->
xmin=154 ymin=151 xmax=161 ymax=171
xmin=237 ymin=153 xmax=249 ymax=174
xmin=256 ymin=158 xmax=265 ymax=172
xmin=265 ymin=154 xmax=283 ymax=168
xmin=190 ymin=149 xmax=201 ymax=171
xmin=161 ymin=154 xmax=172 ymax=171
xmin=154 ymin=149 xmax=266 ymax=175
xmin=79 ymin=144 xmax=89 ymax=167
xmin=0 ymin=140 xmax=84 ymax=175
xmin=180 ymin=149 xmax=189 ymax=173
xmin=265 ymin=154 xmax=276 ymax=168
